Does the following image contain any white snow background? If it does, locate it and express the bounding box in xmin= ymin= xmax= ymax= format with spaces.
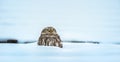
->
xmin=0 ymin=0 xmax=120 ymax=62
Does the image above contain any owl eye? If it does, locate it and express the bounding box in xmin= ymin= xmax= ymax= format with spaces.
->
xmin=50 ymin=30 xmax=54 ymax=33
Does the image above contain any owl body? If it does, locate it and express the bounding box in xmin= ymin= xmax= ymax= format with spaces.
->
xmin=38 ymin=27 xmax=63 ymax=48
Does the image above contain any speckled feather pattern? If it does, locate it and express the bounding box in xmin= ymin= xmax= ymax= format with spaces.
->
xmin=38 ymin=27 xmax=63 ymax=48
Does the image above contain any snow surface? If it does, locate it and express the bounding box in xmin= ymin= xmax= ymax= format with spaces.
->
xmin=0 ymin=43 xmax=120 ymax=62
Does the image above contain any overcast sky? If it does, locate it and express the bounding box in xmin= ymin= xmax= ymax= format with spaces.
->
xmin=0 ymin=0 xmax=120 ymax=43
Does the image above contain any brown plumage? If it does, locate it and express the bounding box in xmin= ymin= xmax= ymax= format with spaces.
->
xmin=38 ymin=26 xmax=63 ymax=48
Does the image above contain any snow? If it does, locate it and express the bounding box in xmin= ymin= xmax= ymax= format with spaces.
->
xmin=0 ymin=43 xmax=120 ymax=62
xmin=0 ymin=0 xmax=120 ymax=62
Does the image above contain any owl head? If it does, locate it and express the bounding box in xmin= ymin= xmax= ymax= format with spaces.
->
xmin=41 ymin=26 xmax=57 ymax=34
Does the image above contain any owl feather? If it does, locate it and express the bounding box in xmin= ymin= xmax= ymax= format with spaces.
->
xmin=38 ymin=27 xmax=63 ymax=48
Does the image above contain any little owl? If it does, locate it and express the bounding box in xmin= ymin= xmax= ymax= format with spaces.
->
xmin=38 ymin=26 xmax=63 ymax=48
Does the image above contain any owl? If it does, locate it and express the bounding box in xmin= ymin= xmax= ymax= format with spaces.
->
xmin=38 ymin=26 xmax=63 ymax=48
